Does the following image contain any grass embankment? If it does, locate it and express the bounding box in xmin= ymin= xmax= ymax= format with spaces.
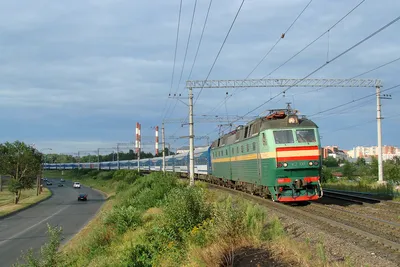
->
xmin=17 ymin=170 xmax=348 ymax=266
xmin=0 ymin=187 xmax=51 ymax=217
xmin=323 ymin=179 xmax=400 ymax=201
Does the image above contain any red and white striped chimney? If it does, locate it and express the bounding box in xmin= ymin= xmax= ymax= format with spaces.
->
xmin=135 ymin=122 xmax=141 ymax=154
xmin=155 ymin=126 xmax=159 ymax=155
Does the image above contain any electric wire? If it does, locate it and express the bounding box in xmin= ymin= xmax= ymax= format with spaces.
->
xmin=228 ymin=14 xmax=400 ymax=125
xmin=168 ymin=0 xmax=245 ymax=138
xmin=208 ymin=0 xmax=314 ymax=115
xmin=321 ymin=112 xmax=400 ymax=134
xmin=194 ymin=0 xmax=246 ymax=105
xmin=291 ymin=55 xmax=400 ymax=98
xmin=165 ymin=0 xmax=199 ymax=119
xmin=162 ymin=0 xmax=184 ymax=120
xmin=308 ymin=83 xmax=400 ymax=118
xmin=163 ymin=0 xmax=213 ymax=137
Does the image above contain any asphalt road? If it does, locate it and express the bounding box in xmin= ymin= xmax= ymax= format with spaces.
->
xmin=0 ymin=178 xmax=105 ymax=267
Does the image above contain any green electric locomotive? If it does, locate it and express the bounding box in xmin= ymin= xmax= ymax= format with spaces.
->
xmin=210 ymin=104 xmax=323 ymax=202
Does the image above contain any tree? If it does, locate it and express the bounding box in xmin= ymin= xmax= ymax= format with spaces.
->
xmin=355 ymin=157 xmax=366 ymax=166
xmin=322 ymin=156 xmax=338 ymax=167
xmin=342 ymin=161 xmax=356 ymax=179
xmin=0 ymin=141 xmax=42 ymax=204
xmin=321 ymin=166 xmax=335 ymax=183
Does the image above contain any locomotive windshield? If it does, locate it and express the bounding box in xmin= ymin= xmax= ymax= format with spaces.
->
xmin=273 ymin=130 xmax=294 ymax=144
xmin=296 ymin=129 xmax=316 ymax=143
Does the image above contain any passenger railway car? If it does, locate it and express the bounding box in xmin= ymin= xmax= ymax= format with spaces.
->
xmin=210 ymin=105 xmax=322 ymax=202
xmin=42 ymin=106 xmax=322 ymax=203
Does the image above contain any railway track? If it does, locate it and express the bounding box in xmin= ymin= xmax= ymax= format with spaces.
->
xmin=204 ymin=182 xmax=400 ymax=264
xmin=323 ymin=189 xmax=382 ymax=204
xmin=323 ymin=189 xmax=400 ymax=211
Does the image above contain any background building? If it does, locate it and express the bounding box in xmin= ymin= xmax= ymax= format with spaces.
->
xmin=321 ymin=146 xmax=348 ymax=160
xmin=346 ymin=145 xmax=400 ymax=161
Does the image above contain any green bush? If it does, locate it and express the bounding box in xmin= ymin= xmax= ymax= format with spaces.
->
xmin=104 ymin=205 xmax=142 ymax=234
xmin=128 ymin=244 xmax=153 ymax=267
xmin=162 ymin=187 xmax=212 ymax=242
xmin=260 ymin=217 xmax=285 ymax=241
xmin=96 ymin=171 xmax=115 ymax=180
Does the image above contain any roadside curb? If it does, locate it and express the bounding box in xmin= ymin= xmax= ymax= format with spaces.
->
xmin=0 ymin=188 xmax=53 ymax=220
xmin=87 ymin=186 xmax=109 ymax=200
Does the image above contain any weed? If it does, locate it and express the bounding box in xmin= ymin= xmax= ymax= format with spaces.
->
xmin=14 ymin=224 xmax=63 ymax=267
xmin=317 ymin=242 xmax=327 ymax=264
xmin=260 ymin=217 xmax=285 ymax=241
xmin=105 ymin=205 xmax=142 ymax=234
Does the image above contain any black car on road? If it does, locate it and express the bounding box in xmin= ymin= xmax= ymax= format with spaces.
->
xmin=78 ymin=193 xmax=88 ymax=201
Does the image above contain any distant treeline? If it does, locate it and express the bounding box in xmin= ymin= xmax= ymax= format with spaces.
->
xmin=44 ymin=148 xmax=175 ymax=163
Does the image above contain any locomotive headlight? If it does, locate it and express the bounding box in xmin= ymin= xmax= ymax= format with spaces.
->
xmin=283 ymin=162 xmax=288 ymax=167
xmin=288 ymin=115 xmax=298 ymax=124
xmin=308 ymin=161 xmax=313 ymax=166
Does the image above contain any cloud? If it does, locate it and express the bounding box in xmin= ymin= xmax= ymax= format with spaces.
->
xmin=0 ymin=0 xmax=399 ymax=153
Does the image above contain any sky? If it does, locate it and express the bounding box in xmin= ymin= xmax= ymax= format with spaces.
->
xmin=0 ymin=0 xmax=399 ymax=155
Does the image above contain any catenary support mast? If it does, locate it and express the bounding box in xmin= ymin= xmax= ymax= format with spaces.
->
xmin=186 ymin=78 xmax=382 ymax=186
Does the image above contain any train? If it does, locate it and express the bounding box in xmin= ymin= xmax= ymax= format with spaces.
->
xmin=43 ymin=105 xmax=323 ymax=202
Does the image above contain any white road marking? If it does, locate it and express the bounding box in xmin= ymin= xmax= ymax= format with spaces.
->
xmin=0 ymin=205 xmax=69 ymax=246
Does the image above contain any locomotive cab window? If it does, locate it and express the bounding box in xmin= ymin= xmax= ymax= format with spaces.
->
xmin=273 ymin=130 xmax=294 ymax=144
xmin=296 ymin=129 xmax=316 ymax=143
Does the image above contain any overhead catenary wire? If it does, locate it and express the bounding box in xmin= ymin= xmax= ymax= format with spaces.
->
xmin=168 ymin=0 xmax=364 ymax=141
xmin=214 ymin=16 xmax=400 ymax=135
xmin=163 ymin=0 xmax=213 ymax=138
xmin=312 ymin=98 xmax=376 ymax=119
xmin=231 ymin=14 xmax=400 ymax=123
xmin=290 ymin=55 xmax=400 ymax=98
xmin=261 ymin=0 xmax=367 ymax=79
xmin=165 ymin=0 xmax=200 ymax=119
xmin=194 ymin=0 xmax=246 ymax=105
xmin=166 ymin=0 xmax=245 ymax=138
xmin=207 ymin=0 xmax=364 ymax=116
xmin=308 ymin=84 xmax=400 ymax=118
xmin=162 ymin=0 xmax=184 ymax=120
xmin=321 ymin=112 xmax=400 ymax=135
xmin=185 ymin=0 xmax=214 ymax=85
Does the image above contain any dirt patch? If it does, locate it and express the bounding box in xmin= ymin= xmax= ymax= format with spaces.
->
xmin=229 ymin=247 xmax=287 ymax=267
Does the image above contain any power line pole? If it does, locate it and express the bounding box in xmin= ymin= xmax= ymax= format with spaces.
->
xmin=189 ymin=87 xmax=195 ymax=186
xmin=376 ymin=86 xmax=392 ymax=183
xmin=186 ymin=78 xmax=382 ymax=185
xmin=162 ymin=122 xmax=166 ymax=173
